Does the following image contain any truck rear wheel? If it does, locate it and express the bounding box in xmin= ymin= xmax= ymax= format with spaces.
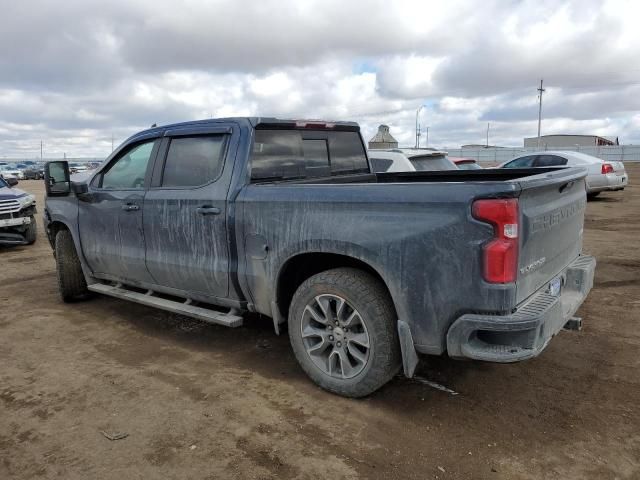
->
xmin=288 ymin=268 xmax=401 ymax=397
xmin=55 ymin=229 xmax=88 ymax=302
xmin=25 ymin=216 xmax=37 ymax=244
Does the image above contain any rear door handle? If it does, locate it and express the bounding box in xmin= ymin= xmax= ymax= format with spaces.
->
xmin=196 ymin=206 xmax=221 ymax=215
xmin=121 ymin=203 xmax=140 ymax=212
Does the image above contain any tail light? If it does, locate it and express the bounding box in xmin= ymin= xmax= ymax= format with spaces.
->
xmin=472 ymin=198 xmax=519 ymax=283
xmin=601 ymin=163 xmax=614 ymax=174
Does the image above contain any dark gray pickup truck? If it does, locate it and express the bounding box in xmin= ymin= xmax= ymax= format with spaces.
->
xmin=43 ymin=117 xmax=595 ymax=397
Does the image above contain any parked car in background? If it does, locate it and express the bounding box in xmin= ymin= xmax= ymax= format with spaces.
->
xmin=451 ymin=157 xmax=483 ymax=170
xmin=24 ymin=166 xmax=45 ymax=180
xmin=0 ymin=175 xmax=37 ymax=245
xmin=368 ymin=150 xmax=416 ymax=172
xmin=497 ymin=151 xmax=628 ymax=198
xmin=43 ymin=117 xmax=595 ymax=397
xmin=369 ymin=148 xmax=458 ymax=171
xmin=68 ymin=163 xmax=89 ymax=174
xmin=0 ymin=164 xmax=24 ymax=180
xmin=399 ymin=148 xmax=458 ymax=171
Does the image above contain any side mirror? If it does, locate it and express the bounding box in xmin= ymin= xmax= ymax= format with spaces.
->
xmin=45 ymin=161 xmax=71 ymax=197
xmin=6 ymin=177 xmax=19 ymax=187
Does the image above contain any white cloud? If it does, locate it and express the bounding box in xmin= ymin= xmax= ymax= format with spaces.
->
xmin=0 ymin=0 xmax=639 ymax=158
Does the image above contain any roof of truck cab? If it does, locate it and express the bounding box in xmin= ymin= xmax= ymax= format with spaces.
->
xmin=130 ymin=117 xmax=360 ymax=140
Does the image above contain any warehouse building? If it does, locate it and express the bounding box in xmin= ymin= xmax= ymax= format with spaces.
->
xmin=524 ymin=134 xmax=619 ymax=148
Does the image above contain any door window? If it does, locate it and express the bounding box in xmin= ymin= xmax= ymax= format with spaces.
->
xmin=534 ymin=155 xmax=568 ymax=167
xmin=161 ymin=135 xmax=227 ymax=187
xmin=102 ymin=140 xmax=157 ymax=189
xmin=503 ymin=156 xmax=535 ymax=168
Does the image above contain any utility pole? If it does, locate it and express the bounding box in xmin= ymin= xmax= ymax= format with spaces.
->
xmin=486 ymin=122 xmax=490 ymax=147
xmin=415 ymin=105 xmax=425 ymax=148
xmin=425 ymin=126 xmax=429 ymax=147
xmin=40 ymin=140 xmax=43 ymax=160
xmin=537 ymin=79 xmax=545 ymax=148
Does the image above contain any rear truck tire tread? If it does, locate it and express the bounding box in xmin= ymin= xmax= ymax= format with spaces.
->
xmin=55 ymin=229 xmax=88 ymax=302
xmin=288 ymin=267 xmax=401 ymax=398
xmin=587 ymin=192 xmax=600 ymax=199
xmin=25 ymin=216 xmax=37 ymax=244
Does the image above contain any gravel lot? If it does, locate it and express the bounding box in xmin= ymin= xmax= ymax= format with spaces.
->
xmin=1 ymin=167 xmax=639 ymax=480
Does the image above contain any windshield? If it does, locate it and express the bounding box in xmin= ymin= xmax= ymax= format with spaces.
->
xmin=0 ymin=177 xmax=8 ymax=188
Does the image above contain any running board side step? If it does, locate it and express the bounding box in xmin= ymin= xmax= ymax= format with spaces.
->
xmin=88 ymin=283 xmax=243 ymax=327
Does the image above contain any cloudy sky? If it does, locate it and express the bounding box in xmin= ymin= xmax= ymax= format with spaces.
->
xmin=1 ymin=0 xmax=639 ymax=159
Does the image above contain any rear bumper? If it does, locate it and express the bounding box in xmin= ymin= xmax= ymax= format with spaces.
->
xmin=587 ymin=173 xmax=628 ymax=193
xmin=447 ymin=254 xmax=596 ymax=362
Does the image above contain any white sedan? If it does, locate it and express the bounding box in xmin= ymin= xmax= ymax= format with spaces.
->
xmin=0 ymin=165 xmax=23 ymax=180
xmin=498 ymin=151 xmax=628 ymax=198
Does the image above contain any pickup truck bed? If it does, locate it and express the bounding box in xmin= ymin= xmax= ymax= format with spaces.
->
xmin=43 ymin=117 xmax=595 ymax=397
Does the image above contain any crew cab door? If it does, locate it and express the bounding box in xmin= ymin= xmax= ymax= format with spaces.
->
xmin=78 ymin=137 xmax=160 ymax=283
xmin=143 ymin=125 xmax=237 ymax=300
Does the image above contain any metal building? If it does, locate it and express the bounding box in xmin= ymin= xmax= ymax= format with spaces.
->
xmin=524 ymin=134 xmax=619 ymax=148
xmin=368 ymin=125 xmax=398 ymax=149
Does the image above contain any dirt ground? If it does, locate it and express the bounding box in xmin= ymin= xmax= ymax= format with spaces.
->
xmin=1 ymin=166 xmax=639 ymax=480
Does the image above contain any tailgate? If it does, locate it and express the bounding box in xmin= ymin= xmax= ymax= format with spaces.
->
xmin=516 ymin=167 xmax=588 ymax=304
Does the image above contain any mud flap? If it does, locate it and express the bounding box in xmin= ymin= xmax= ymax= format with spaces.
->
xmin=271 ymin=300 xmax=285 ymax=335
xmin=397 ymin=320 xmax=419 ymax=378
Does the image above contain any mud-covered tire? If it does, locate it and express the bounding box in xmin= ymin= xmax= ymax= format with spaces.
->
xmin=55 ymin=229 xmax=88 ymax=302
xmin=25 ymin=216 xmax=37 ymax=244
xmin=288 ymin=267 xmax=401 ymax=398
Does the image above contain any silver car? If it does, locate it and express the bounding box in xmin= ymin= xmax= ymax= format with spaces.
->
xmin=498 ymin=151 xmax=628 ymax=198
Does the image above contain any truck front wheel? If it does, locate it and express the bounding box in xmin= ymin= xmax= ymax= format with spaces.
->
xmin=55 ymin=229 xmax=88 ymax=302
xmin=25 ymin=216 xmax=37 ymax=244
xmin=288 ymin=268 xmax=401 ymax=397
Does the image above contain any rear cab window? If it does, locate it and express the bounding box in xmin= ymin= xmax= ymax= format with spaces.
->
xmin=250 ymin=129 xmax=369 ymax=182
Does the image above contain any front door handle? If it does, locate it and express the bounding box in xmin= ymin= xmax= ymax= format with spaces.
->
xmin=196 ymin=206 xmax=221 ymax=215
xmin=121 ymin=203 xmax=140 ymax=212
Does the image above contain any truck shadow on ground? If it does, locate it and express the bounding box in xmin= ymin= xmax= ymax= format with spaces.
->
xmin=73 ymin=294 xmax=610 ymax=418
